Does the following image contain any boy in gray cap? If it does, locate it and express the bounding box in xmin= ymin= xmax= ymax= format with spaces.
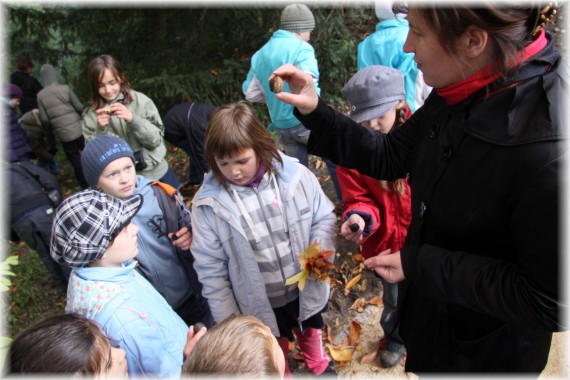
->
xmin=337 ymin=65 xmax=412 ymax=368
xmin=242 ymin=3 xmax=343 ymax=206
xmin=50 ymin=190 xmax=205 ymax=377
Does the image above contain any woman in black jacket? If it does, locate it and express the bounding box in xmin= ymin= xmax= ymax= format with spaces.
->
xmin=272 ymin=3 xmax=566 ymax=374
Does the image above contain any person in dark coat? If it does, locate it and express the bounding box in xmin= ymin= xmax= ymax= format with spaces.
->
xmin=8 ymin=161 xmax=70 ymax=291
xmin=163 ymin=102 xmax=215 ymax=185
xmin=2 ymin=84 xmax=32 ymax=162
xmin=272 ymin=3 xmax=566 ymax=374
xmin=19 ymin=108 xmax=60 ymax=174
xmin=10 ymin=55 xmax=43 ymax=115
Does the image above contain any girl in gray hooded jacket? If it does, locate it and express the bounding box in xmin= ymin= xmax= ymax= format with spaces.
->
xmin=191 ymin=101 xmax=337 ymax=376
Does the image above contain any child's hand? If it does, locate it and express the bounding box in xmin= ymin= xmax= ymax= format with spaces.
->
xmin=95 ymin=108 xmax=112 ymax=128
xmin=340 ymin=214 xmax=365 ymax=244
xmin=183 ymin=323 xmax=207 ymax=358
xmin=169 ymin=227 xmax=192 ymax=250
xmin=107 ymin=102 xmax=133 ymax=122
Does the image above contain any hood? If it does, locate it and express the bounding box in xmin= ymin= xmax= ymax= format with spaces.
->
xmin=135 ymin=174 xmax=154 ymax=197
xmin=460 ymin=35 xmax=566 ymax=146
xmin=196 ymin=152 xmax=299 ymax=201
xmin=40 ymin=64 xmax=59 ymax=86
xmin=65 ymin=261 xmax=137 ymax=319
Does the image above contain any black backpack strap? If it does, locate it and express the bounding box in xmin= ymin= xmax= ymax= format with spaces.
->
xmin=150 ymin=181 xmax=203 ymax=295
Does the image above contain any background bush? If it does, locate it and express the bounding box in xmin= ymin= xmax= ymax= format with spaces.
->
xmin=6 ymin=4 xmax=377 ymax=124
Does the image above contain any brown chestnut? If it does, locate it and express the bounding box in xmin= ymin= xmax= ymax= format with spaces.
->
xmin=269 ymin=76 xmax=284 ymax=93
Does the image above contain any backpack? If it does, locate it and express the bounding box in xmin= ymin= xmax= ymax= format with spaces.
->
xmin=150 ymin=181 xmax=203 ymax=294
xmin=11 ymin=161 xmax=62 ymax=208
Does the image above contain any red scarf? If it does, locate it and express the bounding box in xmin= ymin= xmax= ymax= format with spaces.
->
xmin=436 ymin=29 xmax=548 ymax=105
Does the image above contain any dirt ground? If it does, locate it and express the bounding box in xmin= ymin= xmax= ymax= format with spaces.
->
xmin=291 ymin=158 xmax=569 ymax=378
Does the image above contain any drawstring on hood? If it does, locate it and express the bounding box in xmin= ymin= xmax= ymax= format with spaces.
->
xmin=230 ymin=172 xmax=288 ymax=243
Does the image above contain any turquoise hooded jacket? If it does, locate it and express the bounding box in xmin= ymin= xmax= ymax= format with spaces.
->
xmin=242 ymin=30 xmax=321 ymax=130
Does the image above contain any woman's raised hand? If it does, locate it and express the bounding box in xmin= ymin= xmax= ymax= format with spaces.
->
xmin=271 ymin=64 xmax=319 ymax=115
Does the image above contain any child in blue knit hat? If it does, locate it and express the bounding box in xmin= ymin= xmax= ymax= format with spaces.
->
xmin=81 ymin=134 xmax=213 ymax=328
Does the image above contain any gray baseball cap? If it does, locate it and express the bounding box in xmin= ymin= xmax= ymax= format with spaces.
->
xmin=341 ymin=65 xmax=405 ymax=124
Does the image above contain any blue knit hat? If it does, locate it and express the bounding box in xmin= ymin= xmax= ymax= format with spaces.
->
xmin=81 ymin=135 xmax=135 ymax=188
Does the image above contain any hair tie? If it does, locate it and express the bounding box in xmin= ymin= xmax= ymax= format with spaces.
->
xmin=533 ymin=2 xmax=558 ymax=37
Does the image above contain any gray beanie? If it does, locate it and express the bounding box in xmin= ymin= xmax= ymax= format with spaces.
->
xmin=81 ymin=135 xmax=135 ymax=188
xmin=341 ymin=65 xmax=405 ymax=124
xmin=280 ymin=4 xmax=315 ymax=33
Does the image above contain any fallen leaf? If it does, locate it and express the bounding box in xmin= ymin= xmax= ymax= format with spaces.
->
xmin=327 ymin=344 xmax=354 ymax=362
xmin=325 ymin=324 xmax=334 ymax=343
xmin=349 ymin=298 xmax=366 ymax=311
xmin=358 ymin=279 xmax=367 ymax=292
xmin=348 ymin=320 xmax=362 ymax=346
xmin=367 ymin=296 xmax=383 ymax=306
xmin=351 ymin=254 xmax=364 ymax=262
xmin=345 ymin=274 xmax=362 ymax=291
xmin=360 ymin=349 xmax=379 ymax=365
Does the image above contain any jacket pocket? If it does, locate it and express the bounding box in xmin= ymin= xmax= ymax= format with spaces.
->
xmin=449 ymin=320 xmax=512 ymax=371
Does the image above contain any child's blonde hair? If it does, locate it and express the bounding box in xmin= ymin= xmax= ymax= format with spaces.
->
xmin=380 ymin=106 xmax=408 ymax=196
xmin=183 ymin=314 xmax=282 ymax=376
xmin=205 ymin=101 xmax=283 ymax=189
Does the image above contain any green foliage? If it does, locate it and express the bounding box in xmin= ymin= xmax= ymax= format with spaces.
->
xmin=6 ymin=242 xmax=66 ymax=338
xmin=0 ymin=254 xmax=18 ymax=372
xmin=7 ymin=4 xmax=376 ymax=116
xmin=0 ymin=255 xmax=18 ymax=293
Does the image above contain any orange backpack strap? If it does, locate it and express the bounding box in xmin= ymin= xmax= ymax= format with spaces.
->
xmin=150 ymin=181 xmax=177 ymax=197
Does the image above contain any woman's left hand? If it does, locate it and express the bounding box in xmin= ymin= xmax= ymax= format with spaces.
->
xmin=107 ymin=102 xmax=133 ymax=123
xmin=364 ymin=249 xmax=405 ymax=283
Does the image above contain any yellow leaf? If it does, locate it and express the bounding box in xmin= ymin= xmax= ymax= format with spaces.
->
xmin=345 ymin=274 xmax=362 ymax=290
xmin=285 ymin=270 xmax=309 ymax=291
xmin=327 ymin=344 xmax=354 ymax=362
xmin=298 ymin=271 xmax=308 ymax=291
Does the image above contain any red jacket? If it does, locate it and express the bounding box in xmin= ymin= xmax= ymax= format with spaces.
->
xmin=338 ymin=166 xmax=411 ymax=259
